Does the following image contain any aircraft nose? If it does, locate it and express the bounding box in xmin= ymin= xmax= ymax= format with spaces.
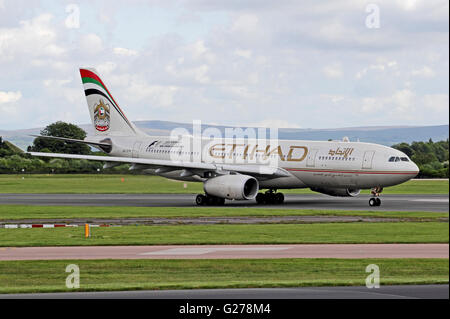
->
xmin=407 ymin=161 xmax=420 ymax=178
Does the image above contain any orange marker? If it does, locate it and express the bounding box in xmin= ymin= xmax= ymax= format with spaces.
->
xmin=85 ymin=224 xmax=90 ymax=238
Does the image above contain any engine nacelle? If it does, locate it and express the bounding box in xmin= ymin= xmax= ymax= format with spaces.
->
xmin=310 ymin=187 xmax=361 ymax=197
xmin=204 ymin=174 xmax=259 ymax=200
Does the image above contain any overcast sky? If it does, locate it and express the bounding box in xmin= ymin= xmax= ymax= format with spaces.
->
xmin=0 ymin=0 xmax=448 ymax=130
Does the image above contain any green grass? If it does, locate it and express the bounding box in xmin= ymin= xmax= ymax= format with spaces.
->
xmin=0 ymin=258 xmax=447 ymax=294
xmin=0 ymin=205 xmax=448 ymax=220
xmin=0 ymin=222 xmax=447 ymax=247
xmin=362 ymin=179 xmax=449 ymax=195
xmin=0 ymin=174 xmax=447 ymax=194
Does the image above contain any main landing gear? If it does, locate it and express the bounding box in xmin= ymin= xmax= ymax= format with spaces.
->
xmin=195 ymin=194 xmax=225 ymax=206
xmin=255 ymin=190 xmax=285 ymax=205
xmin=369 ymin=186 xmax=383 ymax=207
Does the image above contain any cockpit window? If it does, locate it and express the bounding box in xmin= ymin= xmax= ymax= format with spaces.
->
xmin=389 ymin=156 xmax=404 ymax=162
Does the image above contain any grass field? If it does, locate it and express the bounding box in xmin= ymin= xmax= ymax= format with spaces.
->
xmin=0 ymin=205 xmax=448 ymax=220
xmin=0 ymin=222 xmax=447 ymax=247
xmin=0 ymin=175 xmax=447 ymax=294
xmin=0 ymin=174 xmax=448 ymax=194
xmin=0 ymin=258 xmax=447 ymax=294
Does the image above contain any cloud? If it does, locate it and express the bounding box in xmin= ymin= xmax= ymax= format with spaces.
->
xmin=391 ymin=89 xmax=415 ymax=114
xmin=113 ymin=47 xmax=138 ymax=56
xmin=0 ymin=91 xmax=21 ymax=104
xmin=125 ymin=78 xmax=178 ymax=108
xmin=78 ymin=33 xmax=103 ymax=55
xmin=0 ymin=14 xmax=65 ymax=62
xmin=355 ymin=61 xmax=398 ymax=79
xmin=232 ymin=14 xmax=259 ymax=33
xmin=0 ymin=1 xmax=448 ymax=130
xmin=0 ymin=91 xmax=22 ymax=120
xmin=423 ymin=94 xmax=449 ymax=112
xmin=234 ymin=49 xmax=252 ymax=59
xmin=322 ymin=63 xmax=343 ymax=78
xmin=411 ymin=66 xmax=436 ymax=77
xmin=166 ymin=63 xmax=210 ymax=84
xmin=95 ymin=62 xmax=117 ymax=75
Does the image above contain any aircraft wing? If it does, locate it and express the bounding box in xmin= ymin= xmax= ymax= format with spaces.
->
xmin=30 ymin=135 xmax=111 ymax=149
xmin=28 ymin=152 xmax=290 ymax=178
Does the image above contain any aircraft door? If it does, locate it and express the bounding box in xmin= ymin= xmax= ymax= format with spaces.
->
xmin=306 ymin=149 xmax=318 ymax=167
xmin=362 ymin=151 xmax=375 ymax=169
xmin=132 ymin=141 xmax=142 ymax=158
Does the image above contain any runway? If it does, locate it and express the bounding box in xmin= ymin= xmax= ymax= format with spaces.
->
xmin=0 ymin=285 xmax=447 ymax=299
xmin=1 ymin=244 xmax=448 ymax=260
xmin=0 ymin=193 xmax=448 ymax=212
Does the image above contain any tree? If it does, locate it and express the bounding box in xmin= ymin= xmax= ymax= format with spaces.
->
xmin=392 ymin=142 xmax=414 ymax=158
xmin=392 ymin=139 xmax=449 ymax=178
xmin=28 ymin=121 xmax=91 ymax=155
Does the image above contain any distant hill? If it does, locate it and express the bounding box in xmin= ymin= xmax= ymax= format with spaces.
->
xmin=1 ymin=121 xmax=448 ymax=151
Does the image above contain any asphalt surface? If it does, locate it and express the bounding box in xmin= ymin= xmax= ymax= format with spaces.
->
xmin=0 ymin=193 xmax=448 ymax=212
xmin=1 ymin=244 xmax=448 ymax=260
xmin=0 ymin=285 xmax=447 ymax=299
xmin=0 ymin=193 xmax=447 ymax=300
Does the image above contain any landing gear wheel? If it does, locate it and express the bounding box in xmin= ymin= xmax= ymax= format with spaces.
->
xmin=196 ymin=194 xmax=225 ymax=206
xmin=369 ymin=186 xmax=383 ymax=207
xmin=369 ymin=198 xmax=381 ymax=207
xmin=215 ymin=197 xmax=225 ymax=206
xmin=256 ymin=193 xmax=265 ymax=205
xmin=196 ymin=194 xmax=206 ymax=206
xmin=255 ymin=191 xmax=285 ymax=205
xmin=275 ymin=192 xmax=284 ymax=204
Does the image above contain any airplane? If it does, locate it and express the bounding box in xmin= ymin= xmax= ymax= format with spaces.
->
xmin=29 ymin=68 xmax=420 ymax=207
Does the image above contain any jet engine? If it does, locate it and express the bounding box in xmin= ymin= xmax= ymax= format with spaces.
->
xmin=203 ymin=174 xmax=259 ymax=200
xmin=310 ymin=187 xmax=361 ymax=197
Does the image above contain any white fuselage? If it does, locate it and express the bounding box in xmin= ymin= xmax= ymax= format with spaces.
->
xmin=94 ymin=134 xmax=419 ymax=190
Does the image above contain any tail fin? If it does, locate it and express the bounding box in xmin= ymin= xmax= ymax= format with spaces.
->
xmin=80 ymin=68 xmax=138 ymax=136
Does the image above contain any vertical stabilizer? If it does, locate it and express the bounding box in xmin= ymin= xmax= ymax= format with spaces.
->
xmin=80 ymin=68 xmax=139 ymax=136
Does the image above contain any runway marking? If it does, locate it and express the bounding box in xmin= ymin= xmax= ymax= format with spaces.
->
xmin=140 ymin=247 xmax=290 ymax=256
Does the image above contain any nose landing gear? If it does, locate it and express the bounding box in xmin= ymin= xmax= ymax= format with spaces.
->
xmin=369 ymin=186 xmax=383 ymax=207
